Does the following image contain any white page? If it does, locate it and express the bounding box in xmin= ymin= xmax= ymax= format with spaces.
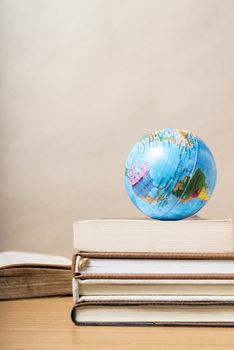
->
xmin=79 ymin=295 xmax=234 ymax=302
xmin=0 ymin=251 xmax=71 ymax=268
xmin=78 ymin=258 xmax=234 ymax=274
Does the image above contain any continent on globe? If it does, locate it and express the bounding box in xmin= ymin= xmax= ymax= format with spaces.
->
xmin=172 ymin=168 xmax=209 ymax=203
xmin=125 ymin=128 xmax=217 ymax=220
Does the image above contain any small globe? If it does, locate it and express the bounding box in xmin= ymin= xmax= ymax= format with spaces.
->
xmin=125 ymin=128 xmax=217 ymax=220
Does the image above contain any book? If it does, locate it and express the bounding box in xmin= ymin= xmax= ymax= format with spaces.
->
xmin=73 ymin=218 xmax=233 ymax=253
xmin=73 ymin=253 xmax=234 ymax=280
xmin=0 ymin=251 xmax=72 ymax=300
xmin=72 ymin=278 xmax=234 ymax=301
xmin=71 ymin=301 xmax=234 ymax=326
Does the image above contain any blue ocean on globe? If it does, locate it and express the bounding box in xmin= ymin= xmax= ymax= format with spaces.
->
xmin=125 ymin=128 xmax=217 ymax=220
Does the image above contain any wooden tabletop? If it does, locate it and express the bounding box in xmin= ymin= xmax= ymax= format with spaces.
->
xmin=1 ymin=297 xmax=234 ymax=350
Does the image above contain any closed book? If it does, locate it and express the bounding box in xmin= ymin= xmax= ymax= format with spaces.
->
xmin=71 ymin=300 xmax=234 ymax=326
xmin=72 ymin=253 xmax=234 ymax=280
xmin=0 ymin=251 xmax=72 ymax=300
xmin=73 ymin=218 xmax=233 ymax=253
xmin=72 ymin=278 xmax=234 ymax=304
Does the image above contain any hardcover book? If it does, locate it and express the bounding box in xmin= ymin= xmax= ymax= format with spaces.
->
xmin=73 ymin=218 xmax=233 ymax=253
xmin=72 ymin=253 xmax=234 ymax=280
xmin=71 ymin=301 xmax=234 ymax=326
xmin=72 ymin=278 xmax=234 ymax=302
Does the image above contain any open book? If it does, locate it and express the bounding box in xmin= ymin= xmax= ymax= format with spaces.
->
xmin=0 ymin=251 xmax=72 ymax=300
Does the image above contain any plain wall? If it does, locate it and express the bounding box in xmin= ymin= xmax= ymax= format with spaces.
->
xmin=0 ymin=0 xmax=234 ymax=257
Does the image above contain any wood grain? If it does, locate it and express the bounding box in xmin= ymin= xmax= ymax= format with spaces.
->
xmin=0 ymin=297 xmax=234 ymax=350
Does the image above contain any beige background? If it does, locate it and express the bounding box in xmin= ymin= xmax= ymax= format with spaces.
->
xmin=0 ymin=0 xmax=233 ymax=258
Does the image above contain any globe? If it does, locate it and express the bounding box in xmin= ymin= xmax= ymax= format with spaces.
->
xmin=125 ymin=128 xmax=217 ymax=220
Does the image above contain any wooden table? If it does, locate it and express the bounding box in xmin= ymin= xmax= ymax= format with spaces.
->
xmin=1 ymin=297 xmax=234 ymax=349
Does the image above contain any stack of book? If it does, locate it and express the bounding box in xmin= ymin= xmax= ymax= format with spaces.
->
xmin=71 ymin=218 xmax=234 ymax=326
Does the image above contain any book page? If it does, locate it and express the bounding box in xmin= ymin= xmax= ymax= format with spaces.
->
xmin=0 ymin=251 xmax=71 ymax=268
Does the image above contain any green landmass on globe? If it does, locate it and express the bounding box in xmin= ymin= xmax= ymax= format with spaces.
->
xmin=172 ymin=168 xmax=209 ymax=203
